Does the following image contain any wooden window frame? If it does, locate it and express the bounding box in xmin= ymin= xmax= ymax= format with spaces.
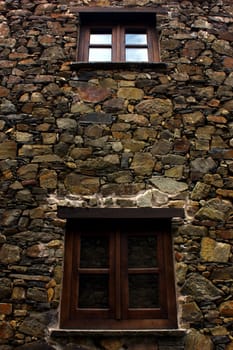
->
xmin=77 ymin=8 xmax=160 ymax=63
xmin=59 ymin=208 xmax=183 ymax=330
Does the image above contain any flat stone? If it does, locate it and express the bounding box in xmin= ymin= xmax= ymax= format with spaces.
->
xmin=78 ymin=113 xmax=114 ymax=124
xmin=0 ymin=244 xmax=21 ymax=264
xmin=57 ymin=118 xmax=77 ymax=130
xmin=0 ymin=303 xmax=12 ymax=315
xmin=212 ymin=39 xmax=233 ymax=56
xmin=195 ymin=207 xmax=226 ymax=222
xmin=185 ymin=329 xmax=214 ymax=350
xmin=77 ymin=85 xmax=111 ymax=103
xmin=118 ymin=113 xmax=149 ymax=126
xmin=41 ymin=46 xmax=65 ymax=60
xmin=0 ymin=141 xmax=17 ymax=159
xmin=27 ymin=287 xmax=47 ymax=302
xmin=201 ymin=237 xmax=231 ymax=262
xmin=182 ymin=302 xmax=203 ymax=322
xmin=17 ymin=341 xmax=55 ymax=350
xmin=183 ymin=111 xmax=205 ymax=126
xmin=0 ymin=278 xmax=12 ymax=298
xmin=191 ymin=157 xmax=216 ymax=180
xmin=117 ymin=87 xmax=144 ymax=101
xmin=130 ymin=153 xmax=154 ymax=176
xmin=135 ymin=98 xmax=173 ymax=117
xmin=65 ymin=173 xmax=100 ymax=195
xmin=176 ymin=262 xmax=188 ymax=285
xmin=18 ymin=317 xmax=45 ymax=337
xmin=150 ymin=177 xmax=188 ymax=194
xmin=219 ymin=301 xmax=233 ymax=317
xmin=211 ymin=266 xmax=233 ymax=280
xmin=0 ymin=322 xmax=14 ymax=340
xmin=178 ymin=224 xmax=208 ymax=237
xmin=191 ymin=182 xmax=211 ymax=200
xmin=17 ymin=164 xmax=38 ymax=180
xmin=182 ymin=40 xmax=205 ymax=59
xmin=181 ymin=273 xmax=223 ymax=302
xmin=39 ymin=169 xmax=57 ymax=189
xmin=103 ymin=98 xmax=125 ymax=112
xmin=151 ymin=139 xmax=171 ymax=155
xmin=12 ymin=287 xmax=26 ymax=300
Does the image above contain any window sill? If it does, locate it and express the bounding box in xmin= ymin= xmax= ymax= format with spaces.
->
xmin=70 ymin=61 xmax=167 ymax=72
xmin=50 ymin=328 xmax=186 ymax=338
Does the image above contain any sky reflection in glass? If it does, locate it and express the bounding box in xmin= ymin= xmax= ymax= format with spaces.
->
xmin=125 ymin=34 xmax=147 ymax=45
xmin=90 ymin=34 xmax=112 ymax=45
xmin=89 ymin=48 xmax=112 ymax=62
xmin=126 ymin=48 xmax=148 ymax=62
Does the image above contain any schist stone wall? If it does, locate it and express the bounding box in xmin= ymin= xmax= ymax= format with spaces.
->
xmin=0 ymin=0 xmax=233 ymax=349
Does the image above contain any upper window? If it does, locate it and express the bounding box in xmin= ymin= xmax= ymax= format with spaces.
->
xmin=77 ymin=9 xmax=160 ymax=63
xmin=59 ymin=208 xmax=182 ymax=330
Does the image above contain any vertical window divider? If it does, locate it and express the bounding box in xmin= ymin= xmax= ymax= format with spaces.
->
xmin=115 ymin=229 xmax=121 ymax=320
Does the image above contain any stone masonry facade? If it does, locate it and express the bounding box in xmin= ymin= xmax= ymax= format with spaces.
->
xmin=0 ymin=0 xmax=233 ymax=349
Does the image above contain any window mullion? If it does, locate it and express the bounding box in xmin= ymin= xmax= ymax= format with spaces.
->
xmin=113 ymin=25 xmax=123 ymax=61
xmin=115 ymin=230 xmax=121 ymax=320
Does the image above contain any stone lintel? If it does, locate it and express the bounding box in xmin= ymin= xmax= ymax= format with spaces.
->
xmin=58 ymin=207 xmax=185 ymax=219
xmin=50 ymin=328 xmax=186 ymax=338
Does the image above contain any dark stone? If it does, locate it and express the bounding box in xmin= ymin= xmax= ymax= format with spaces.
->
xmin=211 ymin=266 xmax=233 ymax=280
xmin=17 ymin=341 xmax=56 ymax=350
xmin=212 ymin=336 xmax=230 ymax=344
xmin=181 ymin=274 xmax=223 ymax=302
xmin=0 ymin=278 xmax=12 ymax=298
xmin=78 ymin=113 xmax=115 ymax=125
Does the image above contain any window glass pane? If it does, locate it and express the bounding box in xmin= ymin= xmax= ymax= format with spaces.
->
xmin=129 ymin=274 xmax=159 ymax=308
xmin=128 ymin=236 xmax=157 ymax=268
xmin=125 ymin=34 xmax=147 ymax=45
xmin=80 ymin=236 xmax=109 ymax=268
xmin=79 ymin=274 xmax=109 ymax=308
xmin=126 ymin=48 xmax=148 ymax=62
xmin=90 ymin=34 xmax=112 ymax=45
xmin=89 ymin=48 xmax=112 ymax=62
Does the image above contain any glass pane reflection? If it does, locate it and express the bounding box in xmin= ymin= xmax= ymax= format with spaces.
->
xmin=129 ymin=274 xmax=159 ymax=308
xmin=90 ymin=34 xmax=112 ymax=45
xmin=126 ymin=48 xmax=148 ymax=62
xmin=125 ymin=34 xmax=147 ymax=45
xmin=89 ymin=48 xmax=112 ymax=62
xmin=79 ymin=274 xmax=109 ymax=308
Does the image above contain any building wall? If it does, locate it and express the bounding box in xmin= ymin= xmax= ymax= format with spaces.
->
xmin=0 ymin=0 xmax=233 ymax=349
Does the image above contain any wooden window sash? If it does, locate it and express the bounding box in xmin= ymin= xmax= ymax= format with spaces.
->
xmin=60 ymin=219 xmax=177 ymax=329
xmin=78 ymin=21 xmax=159 ymax=62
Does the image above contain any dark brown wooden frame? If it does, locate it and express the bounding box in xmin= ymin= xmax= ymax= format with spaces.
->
xmin=60 ymin=210 xmax=181 ymax=329
xmin=77 ymin=9 xmax=160 ymax=63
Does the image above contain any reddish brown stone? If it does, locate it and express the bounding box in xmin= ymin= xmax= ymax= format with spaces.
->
xmin=216 ymin=229 xmax=233 ymax=240
xmin=0 ymin=321 xmax=14 ymax=339
xmin=77 ymin=85 xmax=111 ymax=103
xmin=219 ymin=301 xmax=233 ymax=316
xmin=223 ymin=56 xmax=233 ymax=69
xmin=182 ymin=40 xmax=205 ymax=59
xmin=207 ymin=115 xmax=227 ymax=124
xmin=0 ymin=303 xmax=12 ymax=315
xmin=0 ymin=86 xmax=9 ymax=97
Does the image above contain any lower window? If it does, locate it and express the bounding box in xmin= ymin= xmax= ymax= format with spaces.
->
xmin=60 ymin=217 xmax=177 ymax=329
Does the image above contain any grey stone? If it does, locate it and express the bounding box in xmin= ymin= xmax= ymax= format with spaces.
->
xmin=181 ymin=274 xmax=223 ymax=302
xmin=150 ymin=177 xmax=188 ymax=194
xmin=191 ymin=157 xmax=216 ymax=180
xmin=0 ymin=244 xmax=21 ymax=264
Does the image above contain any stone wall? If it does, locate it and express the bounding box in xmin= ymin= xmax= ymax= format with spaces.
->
xmin=0 ymin=0 xmax=233 ymax=349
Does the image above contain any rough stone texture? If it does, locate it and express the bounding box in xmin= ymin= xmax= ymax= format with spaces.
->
xmin=1 ymin=0 xmax=233 ymax=349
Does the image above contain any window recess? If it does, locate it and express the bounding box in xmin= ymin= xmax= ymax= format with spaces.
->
xmin=59 ymin=208 xmax=184 ymax=330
